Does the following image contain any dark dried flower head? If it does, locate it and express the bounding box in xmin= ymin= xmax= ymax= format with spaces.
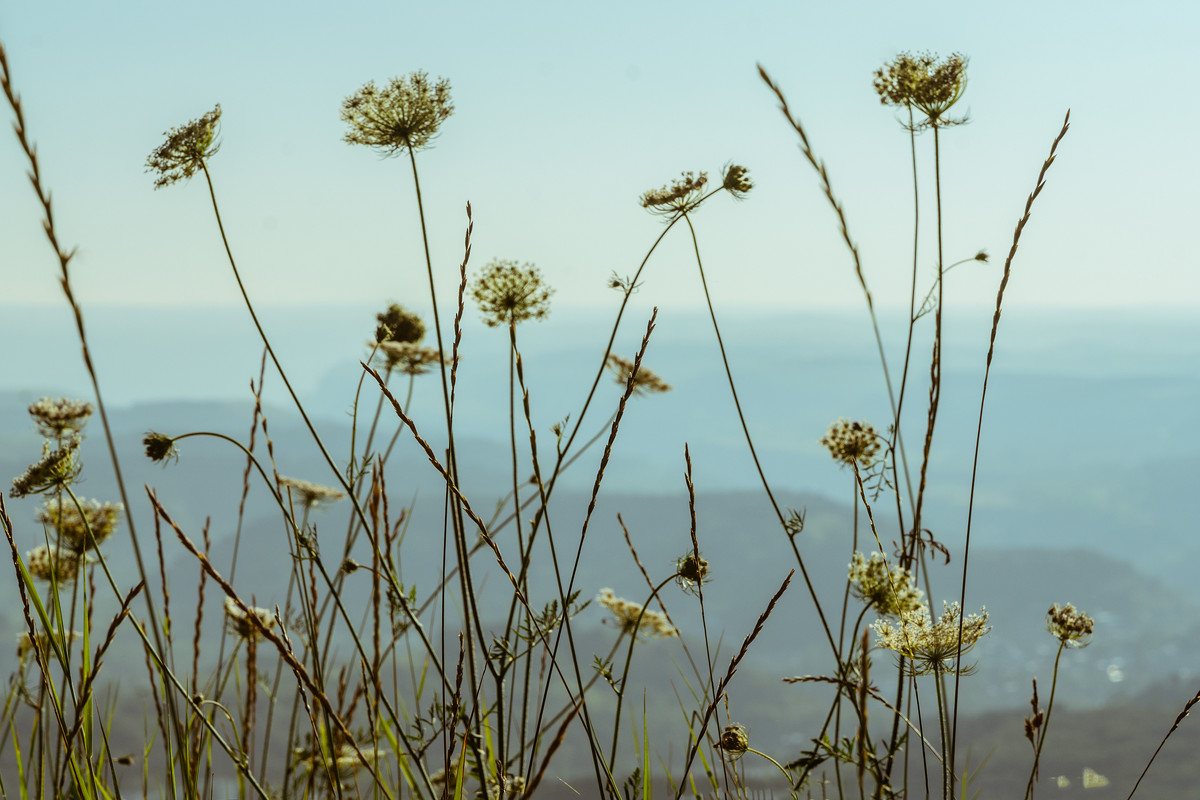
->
xmin=278 ymin=476 xmax=345 ymax=509
xmin=224 ymin=597 xmax=276 ymax=639
xmin=721 ymin=163 xmax=753 ymax=199
xmin=25 ymin=544 xmax=84 ymax=584
xmin=38 ymin=497 xmax=123 ymax=553
xmin=605 ymin=354 xmax=671 ymax=395
xmin=820 ymin=418 xmax=880 ymax=468
xmin=341 ymin=71 xmax=454 ymax=154
xmin=716 ymin=724 xmax=750 ymax=760
xmin=146 ymin=105 xmax=222 ymax=189
xmin=374 ymin=341 xmax=446 ymax=375
xmin=974 ymin=249 xmax=989 ymax=262
xmin=143 ymin=432 xmax=179 ymax=465
xmin=374 ymin=303 xmax=425 ymax=344
xmin=873 ymin=52 xmax=968 ymax=129
xmin=471 ymin=260 xmax=553 ymax=327
xmin=11 ymin=437 xmax=82 ymax=498
xmin=675 ymin=551 xmax=710 ymax=595
xmin=28 ymin=398 xmax=93 ymax=439
xmin=640 ymin=171 xmax=708 ymax=216
xmin=1046 ymin=603 xmax=1094 ymax=648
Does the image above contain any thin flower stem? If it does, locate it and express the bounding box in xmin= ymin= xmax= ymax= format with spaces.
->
xmin=1024 ymin=642 xmax=1065 ymax=800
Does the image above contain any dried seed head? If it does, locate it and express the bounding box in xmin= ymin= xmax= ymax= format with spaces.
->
xmin=37 ymin=497 xmax=123 ymax=553
xmin=1046 ymin=603 xmax=1094 ymax=648
xmin=605 ymin=354 xmax=671 ymax=395
xmin=374 ymin=341 xmax=446 ymax=375
xmin=848 ymin=551 xmax=924 ymax=617
xmin=146 ymin=105 xmax=222 ymax=189
xmin=25 ymin=544 xmax=84 ymax=584
xmin=374 ymin=303 xmax=425 ymax=344
xmin=675 ymin=552 xmax=710 ymax=595
xmin=471 ymin=260 xmax=553 ymax=327
xmin=223 ymin=597 xmax=277 ymax=639
xmin=820 ymin=418 xmax=881 ymax=468
xmin=640 ymin=171 xmax=708 ymax=217
xmin=143 ymin=432 xmax=179 ymax=465
xmin=716 ymin=724 xmax=750 ymax=759
xmin=11 ymin=437 xmax=82 ymax=498
xmin=596 ymin=588 xmax=677 ymax=639
xmin=873 ymin=52 xmax=968 ymax=129
xmin=28 ymin=398 xmax=93 ymax=439
xmin=278 ymin=476 xmax=345 ymax=509
xmin=721 ymin=163 xmax=753 ymax=199
xmin=341 ymin=71 xmax=454 ymax=154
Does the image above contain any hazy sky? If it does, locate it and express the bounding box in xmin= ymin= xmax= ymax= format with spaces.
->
xmin=2 ymin=1 xmax=1198 ymax=314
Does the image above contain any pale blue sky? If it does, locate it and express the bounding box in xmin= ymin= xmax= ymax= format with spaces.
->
xmin=2 ymin=1 xmax=1197 ymax=313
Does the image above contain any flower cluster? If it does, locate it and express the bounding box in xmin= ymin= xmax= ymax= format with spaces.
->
xmin=278 ymin=476 xmax=345 ymax=509
xmin=24 ymin=544 xmax=84 ymax=584
xmin=374 ymin=303 xmax=425 ymax=345
xmin=596 ymin=589 xmax=677 ymax=638
xmin=675 ymin=551 xmax=710 ymax=595
xmin=849 ymin=551 xmax=924 ymax=617
xmin=16 ymin=630 xmax=80 ymax=663
xmin=871 ymin=601 xmax=990 ymax=676
xmin=471 ymin=260 xmax=554 ymax=327
xmin=341 ymin=71 xmax=454 ymax=154
xmin=721 ymin=164 xmax=753 ymax=199
xmin=819 ymin=418 xmax=880 ymax=468
xmin=1046 ymin=603 xmax=1094 ymax=648
xmin=605 ymin=354 xmax=671 ymax=395
xmin=715 ymin=724 xmax=750 ymax=760
xmin=223 ymin=597 xmax=277 ymax=640
xmin=640 ymin=171 xmax=708 ymax=216
xmin=873 ymin=52 xmax=968 ymax=129
xmin=375 ymin=341 xmax=446 ymax=376
xmin=37 ymin=497 xmax=123 ymax=553
xmin=28 ymin=397 xmax=93 ymax=440
xmin=11 ymin=437 xmax=82 ymax=498
xmin=145 ymin=105 xmax=222 ymax=189
xmin=143 ymin=432 xmax=179 ymax=464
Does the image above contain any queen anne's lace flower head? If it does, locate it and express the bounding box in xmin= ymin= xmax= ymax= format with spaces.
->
xmin=597 ymin=589 xmax=677 ymax=638
xmin=872 ymin=601 xmax=990 ymax=675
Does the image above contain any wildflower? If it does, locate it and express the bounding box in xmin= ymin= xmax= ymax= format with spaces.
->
xmin=28 ymin=397 xmax=93 ymax=439
xmin=278 ymin=476 xmax=345 ymax=508
xmin=480 ymin=773 xmax=526 ymax=800
xmin=819 ymin=418 xmax=880 ymax=468
xmin=675 ymin=551 xmax=710 ymax=595
xmin=849 ymin=551 xmax=924 ymax=617
xmin=715 ymin=724 xmax=750 ymax=760
xmin=721 ymin=163 xmax=753 ymax=199
xmin=145 ymin=104 xmax=222 ymax=189
xmin=341 ymin=71 xmax=454 ymax=154
xmin=1081 ymin=768 xmax=1109 ymax=788
xmin=143 ymin=432 xmax=179 ymax=465
xmin=374 ymin=303 xmax=425 ymax=344
xmin=873 ymin=52 xmax=968 ymax=129
xmin=25 ymin=544 xmax=84 ymax=584
xmin=374 ymin=341 xmax=446 ymax=375
xmin=223 ymin=597 xmax=276 ymax=639
xmin=605 ymin=354 xmax=671 ymax=395
xmin=596 ymin=588 xmax=677 ymax=638
xmin=640 ymin=170 xmax=708 ymax=216
xmin=871 ymin=601 xmax=990 ymax=676
xmin=37 ymin=497 xmax=123 ymax=553
xmin=471 ymin=260 xmax=553 ymax=327
xmin=331 ymin=743 xmax=389 ymax=781
xmin=1046 ymin=603 xmax=1094 ymax=648
xmin=11 ymin=436 xmax=82 ymax=498
xmin=16 ymin=630 xmax=80 ymax=663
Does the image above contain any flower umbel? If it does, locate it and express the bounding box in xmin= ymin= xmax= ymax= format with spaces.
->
xmin=715 ymin=724 xmax=750 ymax=760
xmin=341 ymin=71 xmax=454 ymax=154
xmin=143 ymin=432 xmax=179 ymax=465
xmin=25 ymin=544 xmax=84 ymax=584
xmin=38 ymin=497 xmax=123 ymax=553
xmin=849 ymin=551 xmax=924 ymax=617
xmin=223 ymin=597 xmax=277 ymax=639
xmin=871 ymin=601 xmax=991 ymax=676
xmin=820 ymin=418 xmax=880 ymax=468
xmin=873 ymin=52 xmax=968 ymax=129
xmin=640 ymin=170 xmax=708 ymax=217
xmin=374 ymin=303 xmax=425 ymax=345
xmin=1046 ymin=603 xmax=1094 ymax=648
xmin=145 ymin=105 xmax=222 ymax=189
xmin=28 ymin=397 xmax=93 ymax=440
xmin=596 ymin=588 xmax=677 ymax=638
xmin=675 ymin=551 xmax=710 ymax=595
xmin=374 ymin=341 xmax=446 ymax=375
xmin=721 ymin=163 xmax=753 ymax=199
xmin=605 ymin=354 xmax=671 ymax=395
xmin=278 ymin=477 xmax=345 ymax=509
xmin=471 ymin=260 xmax=553 ymax=327
xmin=11 ymin=437 xmax=82 ymax=498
